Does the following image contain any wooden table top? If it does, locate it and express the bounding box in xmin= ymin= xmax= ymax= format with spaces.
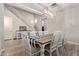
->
xmin=30 ymin=34 xmax=53 ymax=44
xmin=35 ymin=35 xmax=52 ymax=44
xmin=36 ymin=38 xmax=51 ymax=44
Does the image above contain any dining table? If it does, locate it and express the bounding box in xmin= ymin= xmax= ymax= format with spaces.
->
xmin=30 ymin=34 xmax=53 ymax=56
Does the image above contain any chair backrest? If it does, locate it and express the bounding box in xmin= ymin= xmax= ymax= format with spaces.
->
xmin=52 ymin=31 xmax=64 ymax=46
xmin=29 ymin=31 xmax=37 ymax=37
xmin=38 ymin=31 xmax=48 ymax=36
xmin=29 ymin=31 xmax=39 ymax=43
xmin=44 ymin=31 xmax=48 ymax=35
xmin=44 ymin=33 xmax=53 ymax=39
xmin=21 ymin=33 xmax=31 ymax=56
xmin=38 ymin=31 xmax=43 ymax=36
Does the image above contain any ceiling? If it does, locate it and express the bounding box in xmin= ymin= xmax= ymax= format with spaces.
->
xmin=5 ymin=3 xmax=79 ymax=17
xmin=19 ymin=3 xmax=73 ymax=18
xmin=21 ymin=3 xmax=70 ymax=11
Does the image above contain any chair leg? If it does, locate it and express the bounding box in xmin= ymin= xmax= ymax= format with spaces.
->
xmin=50 ymin=51 xmax=52 ymax=56
xmin=62 ymin=45 xmax=65 ymax=55
xmin=56 ymin=47 xmax=60 ymax=56
xmin=50 ymin=45 xmax=52 ymax=56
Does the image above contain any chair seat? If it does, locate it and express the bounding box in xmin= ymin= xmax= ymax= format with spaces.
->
xmin=45 ymin=43 xmax=63 ymax=52
xmin=45 ymin=44 xmax=50 ymax=50
xmin=45 ymin=43 xmax=62 ymax=49
xmin=52 ymin=44 xmax=62 ymax=48
xmin=31 ymin=45 xmax=41 ymax=55
xmin=44 ymin=44 xmax=50 ymax=53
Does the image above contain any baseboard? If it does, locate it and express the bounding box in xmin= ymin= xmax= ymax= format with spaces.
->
xmin=4 ymin=39 xmax=11 ymax=41
xmin=0 ymin=49 xmax=5 ymax=56
xmin=13 ymin=38 xmax=22 ymax=40
xmin=67 ymin=41 xmax=79 ymax=45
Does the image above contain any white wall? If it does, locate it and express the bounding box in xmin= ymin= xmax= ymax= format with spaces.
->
xmin=64 ymin=5 xmax=79 ymax=43
xmin=42 ymin=4 xmax=79 ymax=43
xmin=45 ymin=4 xmax=79 ymax=43
xmin=15 ymin=8 xmax=35 ymax=30
xmin=0 ymin=3 xmax=4 ymax=55
xmin=34 ymin=15 xmax=42 ymax=31
xmin=46 ymin=10 xmax=64 ymax=34
xmin=32 ymin=10 xmax=64 ymax=33
xmin=4 ymin=7 xmax=27 ymax=39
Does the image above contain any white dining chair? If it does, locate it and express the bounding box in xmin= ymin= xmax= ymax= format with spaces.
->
xmin=38 ymin=31 xmax=43 ymax=36
xmin=51 ymin=31 xmax=64 ymax=56
xmin=45 ymin=31 xmax=65 ymax=56
xmin=21 ymin=33 xmax=41 ymax=56
xmin=29 ymin=31 xmax=40 ymax=48
xmin=29 ymin=31 xmax=37 ymax=37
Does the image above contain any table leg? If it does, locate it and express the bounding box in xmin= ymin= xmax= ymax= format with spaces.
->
xmin=41 ymin=45 xmax=45 ymax=56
